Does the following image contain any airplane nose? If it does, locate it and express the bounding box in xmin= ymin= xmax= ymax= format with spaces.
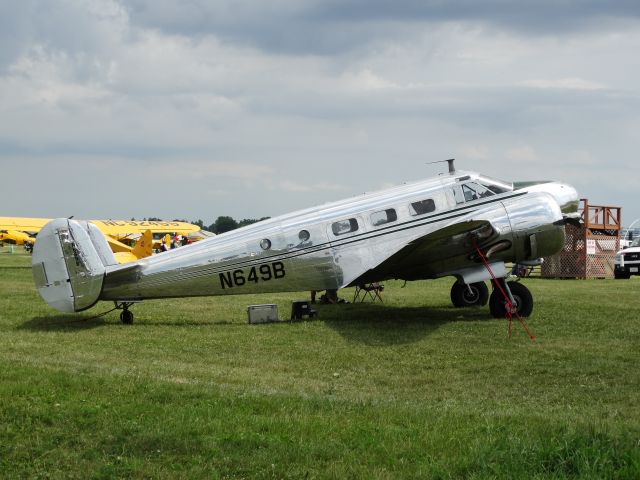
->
xmin=519 ymin=181 xmax=580 ymax=217
xmin=554 ymin=183 xmax=580 ymax=214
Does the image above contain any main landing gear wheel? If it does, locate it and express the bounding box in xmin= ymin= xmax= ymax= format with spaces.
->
xmin=450 ymin=281 xmax=489 ymax=307
xmin=489 ymin=281 xmax=533 ymax=318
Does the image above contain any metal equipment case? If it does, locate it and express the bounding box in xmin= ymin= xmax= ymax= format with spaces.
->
xmin=247 ymin=304 xmax=279 ymax=324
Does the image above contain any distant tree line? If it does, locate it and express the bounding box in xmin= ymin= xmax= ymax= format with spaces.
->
xmin=140 ymin=216 xmax=271 ymax=234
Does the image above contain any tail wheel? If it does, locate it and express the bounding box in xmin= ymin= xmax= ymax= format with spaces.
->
xmin=120 ymin=309 xmax=134 ymax=324
xmin=451 ymin=281 xmax=489 ymax=307
xmin=489 ymin=281 xmax=533 ymax=318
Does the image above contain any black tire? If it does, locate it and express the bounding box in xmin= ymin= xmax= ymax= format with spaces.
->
xmin=120 ymin=310 xmax=134 ymax=324
xmin=614 ymin=270 xmax=630 ymax=279
xmin=489 ymin=281 xmax=533 ymax=318
xmin=450 ymin=281 xmax=489 ymax=307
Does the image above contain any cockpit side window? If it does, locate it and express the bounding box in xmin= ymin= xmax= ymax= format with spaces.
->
xmin=370 ymin=209 xmax=397 ymax=227
xmin=409 ymin=199 xmax=436 ymax=216
xmin=462 ymin=182 xmax=494 ymax=201
xmin=452 ymin=186 xmax=465 ymax=205
xmin=462 ymin=184 xmax=478 ymax=202
xmin=332 ymin=218 xmax=359 ymax=236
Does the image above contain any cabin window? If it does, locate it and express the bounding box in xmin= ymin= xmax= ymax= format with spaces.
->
xmin=370 ymin=209 xmax=397 ymax=226
xmin=332 ymin=218 xmax=359 ymax=236
xmin=410 ymin=199 xmax=436 ymax=216
xmin=260 ymin=238 xmax=272 ymax=250
xmin=298 ymin=230 xmax=310 ymax=242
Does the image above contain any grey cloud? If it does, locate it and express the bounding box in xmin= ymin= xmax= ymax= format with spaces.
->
xmin=0 ymin=2 xmax=35 ymax=69
xmin=0 ymin=0 xmax=129 ymax=78
xmin=123 ymin=0 xmax=640 ymax=55
xmin=312 ymin=0 xmax=640 ymax=28
xmin=1 ymin=0 xmax=640 ymax=223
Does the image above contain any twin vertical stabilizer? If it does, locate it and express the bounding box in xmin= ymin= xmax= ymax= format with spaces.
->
xmin=32 ymin=219 xmax=116 ymax=312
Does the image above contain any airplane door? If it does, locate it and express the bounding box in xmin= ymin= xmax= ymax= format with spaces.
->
xmin=327 ymin=215 xmax=375 ymax=287
xmin=281 ymin=222 xmax=339 ymax=291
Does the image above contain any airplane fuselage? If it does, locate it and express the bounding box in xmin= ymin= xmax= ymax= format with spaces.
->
xmin=97 ymin=172 xmax=577 ymax=303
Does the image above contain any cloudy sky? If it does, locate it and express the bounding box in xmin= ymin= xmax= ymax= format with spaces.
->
xmin=2 ymin=0 xmax=639 ymax=227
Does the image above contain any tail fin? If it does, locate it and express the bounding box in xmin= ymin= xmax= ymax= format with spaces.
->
xmin=131 ymin=229 xmax=153 ymax=259
xmin=109 ymin=229 xmax=154 ymax=264
xmin=32 ymin=219 xmax=116 ymax=313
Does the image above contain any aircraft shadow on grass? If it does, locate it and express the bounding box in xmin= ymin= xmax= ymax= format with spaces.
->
xmin=20 ymin=302 xmax=490 ymax=340
xmin=316 ymin=302 xmax=491 ymax=346
xmin=20 ymin=313 xmax=237 ymax=331
xmin=20 ymin=314 xmax=107 ymax=331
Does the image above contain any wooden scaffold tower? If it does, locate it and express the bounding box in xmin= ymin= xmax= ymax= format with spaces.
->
xmin=541 ymin=199 xmax=622 ymax=279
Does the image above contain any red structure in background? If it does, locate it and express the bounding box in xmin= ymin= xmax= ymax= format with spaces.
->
xmin=542 ymin=199 xmax=622 ymax=279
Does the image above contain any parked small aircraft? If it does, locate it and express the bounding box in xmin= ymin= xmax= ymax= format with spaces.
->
xmin=1 ymin=217 xmax=205 ymax=263
xmin=0 ymin=229 xmax=35 ymax=246
xmin=111 ymin=229 xmax=153 ymax=264
xmin=32 ymin=161 xmax=579 ymax=323
xmin=0 ymin=217 xmax=44 ymax=246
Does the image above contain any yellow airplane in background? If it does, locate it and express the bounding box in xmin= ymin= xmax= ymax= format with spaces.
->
xmin=108 ymin=229 xmax=154 ymax=264
xmin=0 ymin=229 xmax=34 ymax=245
xmin=0 ymin=217 xmax=208 ymax=263
xmin=0 ymin=217 xmax=46 ymax=245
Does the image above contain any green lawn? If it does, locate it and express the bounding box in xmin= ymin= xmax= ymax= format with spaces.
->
xmin=1 ymin=247 xmax=639 ymax=479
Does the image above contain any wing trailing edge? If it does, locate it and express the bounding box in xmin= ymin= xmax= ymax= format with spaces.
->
xmin=349 ymin=219 xmax=502 ymax=285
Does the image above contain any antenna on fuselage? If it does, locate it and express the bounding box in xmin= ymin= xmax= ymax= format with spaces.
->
xmin=426 ymin=158 xmax=456 ymax=174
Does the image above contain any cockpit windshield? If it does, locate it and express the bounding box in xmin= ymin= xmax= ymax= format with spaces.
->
xmin=476 ymin=175 xmax=513 ymax=194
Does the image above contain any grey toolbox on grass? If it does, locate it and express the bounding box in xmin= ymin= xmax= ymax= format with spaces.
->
xmin=247 ymin=304 xmax=279 ymax=324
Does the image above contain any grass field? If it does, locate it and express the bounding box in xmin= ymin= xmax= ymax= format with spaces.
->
xmin=1 ymin=246 xmax=639 ymax=479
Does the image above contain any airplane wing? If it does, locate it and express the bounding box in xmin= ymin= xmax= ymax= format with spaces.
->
xmin=1 ymin=217 xmax=201 ymax=238
xmin=349 ymin=219 xmax=499 ymax=285
xmin=0 ymin=217 xmax=49 ymax=235
xmin=105 ymin=235 xmax=134 ymax=254
xmin=90 ymin=220 xmax=201 ymax=238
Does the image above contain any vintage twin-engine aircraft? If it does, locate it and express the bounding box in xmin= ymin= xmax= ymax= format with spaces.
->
xmin=32 ymin=161 xmax=579 ymax=323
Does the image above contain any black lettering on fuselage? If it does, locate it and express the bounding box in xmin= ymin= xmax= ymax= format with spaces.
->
xmin=220 ymin=272 xmax=234 ymax=289
xmin=219 ymin=261 xmax=286 ymax=289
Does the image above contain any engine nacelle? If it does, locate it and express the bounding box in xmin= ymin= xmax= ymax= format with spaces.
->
xmin=504 ymin=192 xmax=566 ymax=262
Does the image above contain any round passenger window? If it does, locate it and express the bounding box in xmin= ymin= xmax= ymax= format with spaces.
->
xmin=260 ymin=239 xmax=272 ymax=250
xmin=298 ymin=230 xmax=310 ymax=242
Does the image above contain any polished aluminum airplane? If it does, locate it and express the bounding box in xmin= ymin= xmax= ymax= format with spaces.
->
xmin=32 ymin=160 xmax=579 ymax=324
